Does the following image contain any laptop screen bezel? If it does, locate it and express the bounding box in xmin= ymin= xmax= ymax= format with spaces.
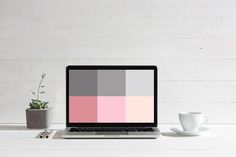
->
xmin=66 ymin=65 xmax=158 ymax=127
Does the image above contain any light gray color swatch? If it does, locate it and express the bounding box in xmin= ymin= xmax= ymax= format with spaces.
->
xmin=69 ymin=70 xmax=97 ymax=96
xmin=97 ymin=70 xmax=126 ymax=96
xmin=126 ymin=70 xmax=154 ymax=96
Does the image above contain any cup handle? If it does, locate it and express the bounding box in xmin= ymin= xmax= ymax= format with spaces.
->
xmin=202 ymin=115 xmax=209 ymax=125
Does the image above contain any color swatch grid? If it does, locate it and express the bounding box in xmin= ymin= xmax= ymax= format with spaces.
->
xmin=69 ymin=70 xmax=154 ymax=123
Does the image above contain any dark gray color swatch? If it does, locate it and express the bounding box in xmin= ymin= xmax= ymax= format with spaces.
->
xmin=126 ymin=70 xmax=154 ymax=96
xmin=97 ymin=70 xmax=126 ymax=96
xmin=69 ymin=70 xmax=97 ymax=96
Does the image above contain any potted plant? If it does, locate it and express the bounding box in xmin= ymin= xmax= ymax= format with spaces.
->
xmin=26 ymin=73 xmax=52 ymax=129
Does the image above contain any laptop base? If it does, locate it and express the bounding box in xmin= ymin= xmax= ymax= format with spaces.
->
xmin=62 ymin=128 xmax=160 ymax=139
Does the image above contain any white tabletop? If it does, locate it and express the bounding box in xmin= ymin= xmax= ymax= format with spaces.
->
xmin=0 ymin=124 xmax=235 ymax=157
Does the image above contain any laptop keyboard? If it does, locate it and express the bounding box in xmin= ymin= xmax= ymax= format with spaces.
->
xmin=69 ymin=127 xmax=153 ymax=132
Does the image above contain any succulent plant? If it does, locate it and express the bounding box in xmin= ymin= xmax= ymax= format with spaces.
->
xmin=29 ymin=73 xmax=49 ymax=109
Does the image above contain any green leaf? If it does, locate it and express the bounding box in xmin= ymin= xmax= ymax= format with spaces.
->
xmin=29 ymin=100 xmax=49 ymax=109
xmin=41 ymin=85 xmax=45 ymax=87
xmin=42 ymin=73 xmax=46 ymax=78
xmin=40 ymin=91 xmax=46 ymax=94
xmin=32 ymin=99 xmax=41 ymax=102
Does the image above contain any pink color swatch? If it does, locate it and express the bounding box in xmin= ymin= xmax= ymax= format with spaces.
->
xmin=97 ymin=96 xmax=125 ymax=122
xmin=69 ymin=96 xmax=97 ymax=122
xmin=125 ymin=96 xmax=154 ymax=122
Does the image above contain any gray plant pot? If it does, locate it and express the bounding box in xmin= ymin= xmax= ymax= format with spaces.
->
xmin=26 ymin=108 xmax=52 ymax=129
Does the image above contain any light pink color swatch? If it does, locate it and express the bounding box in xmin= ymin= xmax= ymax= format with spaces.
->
xmin=97 ymin=96 xmax=125 ymax=122
xmin=69 ymin=96 xmax=97 ymax=122
xmin=125 ymin=96 xmax=154 ymax=122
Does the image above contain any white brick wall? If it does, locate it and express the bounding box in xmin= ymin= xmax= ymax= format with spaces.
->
xmin=0 ymin=0 xmax=236 ymax=124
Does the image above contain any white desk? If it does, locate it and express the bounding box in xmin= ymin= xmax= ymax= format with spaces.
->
xmin=0 ymin=124 xmax=235 ymax=157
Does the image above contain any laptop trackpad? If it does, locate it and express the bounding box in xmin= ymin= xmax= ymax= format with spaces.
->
xmin=95 ymin=132 xmax=128 ymax=135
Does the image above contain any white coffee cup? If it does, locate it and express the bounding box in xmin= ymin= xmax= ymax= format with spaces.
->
xmin=179 ymin=112 xmax=209 ymax=131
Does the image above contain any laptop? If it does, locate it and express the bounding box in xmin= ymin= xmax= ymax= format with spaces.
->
xmin=62 ymin=65 xmax=160 ymax=138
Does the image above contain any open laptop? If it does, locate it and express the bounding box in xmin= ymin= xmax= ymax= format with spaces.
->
xmin=62 ymin=65 xmax=160 ymax=138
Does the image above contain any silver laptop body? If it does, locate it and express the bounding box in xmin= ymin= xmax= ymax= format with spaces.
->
xmin=62 ymin=65 xmax=160 ymax=139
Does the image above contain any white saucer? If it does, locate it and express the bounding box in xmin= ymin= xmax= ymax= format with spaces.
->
xmin=170 ymin=127 xmax=210 ymax=136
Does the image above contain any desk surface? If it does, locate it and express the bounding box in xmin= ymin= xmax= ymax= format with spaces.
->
xmin=0 ymin=124 xmax=235 ymax=157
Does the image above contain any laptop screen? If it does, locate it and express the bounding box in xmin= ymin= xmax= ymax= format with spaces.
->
xmin=67 ymin=66 xmax=157 ymax=126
